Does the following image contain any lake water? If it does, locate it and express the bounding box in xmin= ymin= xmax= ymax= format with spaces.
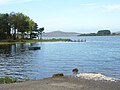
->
xmin=0 ymin=36 xmax=120 ymax=80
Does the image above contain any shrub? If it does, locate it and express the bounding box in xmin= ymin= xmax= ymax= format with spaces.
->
xmin=0 ymin=76 xmax=17 ymax=84
xmin=72 ymin=68 xmax=79 ymax=73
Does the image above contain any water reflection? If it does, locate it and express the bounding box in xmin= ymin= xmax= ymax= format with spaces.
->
xmin=0 ymin=43 xmax=41 ymax=79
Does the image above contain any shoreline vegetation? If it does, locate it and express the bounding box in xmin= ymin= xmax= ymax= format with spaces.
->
xmin=0 ymin=77 xmax=17 ymax=84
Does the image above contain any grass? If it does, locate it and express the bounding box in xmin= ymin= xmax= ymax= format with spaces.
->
xmin=20 ymin=38 xmax=72 ymax=42
xmin=0 ymin=76 xmax=17 ymax=84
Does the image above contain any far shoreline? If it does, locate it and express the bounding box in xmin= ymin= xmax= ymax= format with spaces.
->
xmin=0 ymin=38 xmax=72 ymax=45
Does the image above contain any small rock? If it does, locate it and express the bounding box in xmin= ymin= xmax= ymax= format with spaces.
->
xmin=52 ymin=73 xmax=64 ymax=77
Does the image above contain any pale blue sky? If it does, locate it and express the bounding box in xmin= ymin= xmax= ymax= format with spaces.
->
xmin=0 ymin=0 xmax=120 ymax=33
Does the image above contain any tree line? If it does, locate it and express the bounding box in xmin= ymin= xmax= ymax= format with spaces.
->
xmin=0 ymin=12 xmax=44 ymax=40
xmin=78 ymin=30 xmax=111 ymax=36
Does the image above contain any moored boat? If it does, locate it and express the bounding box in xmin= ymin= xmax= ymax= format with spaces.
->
xmin=28 ymin=47 xmax=41 ymax=50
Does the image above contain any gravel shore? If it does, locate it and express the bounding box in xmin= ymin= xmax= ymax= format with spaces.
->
xmin=0 ymin=76 xmax=120 ymax=90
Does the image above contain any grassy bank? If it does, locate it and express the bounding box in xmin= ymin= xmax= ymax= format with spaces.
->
xmin=23 ymin=38 xmax=72 ymax=42
xmin=0 ymin=38 xmax=72 ymax=44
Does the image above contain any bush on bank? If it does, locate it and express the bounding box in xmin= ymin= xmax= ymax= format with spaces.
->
xmin=0 ymin=77 xmax=17 ymax=84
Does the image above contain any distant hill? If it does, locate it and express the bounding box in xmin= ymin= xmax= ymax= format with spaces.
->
xmin=43 ymin=31 xmax=80 ymax=37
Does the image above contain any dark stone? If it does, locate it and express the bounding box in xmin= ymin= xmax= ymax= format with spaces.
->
xmin=52 ymin=73 xmax=64 ymax=77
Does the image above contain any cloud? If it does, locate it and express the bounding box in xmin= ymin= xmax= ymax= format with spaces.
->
xmin=104 ymin=4 xmax=120 ymax=12
xmin=80 ymin=3 xmax=120 ymax=12
xmin=80 ymin=3 xmax=100 ymax=10
xmin=0 ymin=0 xmax=32 ymax=5
xmin=80 ymin=3 xmax=96 ymax=7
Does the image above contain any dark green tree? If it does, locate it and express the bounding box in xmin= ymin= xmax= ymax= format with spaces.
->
xmin=16 ymin=13 xmax=29 ymax=38
xmin=0 ymin=13 xmax=11 ymax=39
xmin=38 ymin=27 xmax=44 ymax=39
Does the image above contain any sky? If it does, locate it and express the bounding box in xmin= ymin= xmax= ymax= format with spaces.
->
xmin=0 ymin=0 xmax=120 ymax=33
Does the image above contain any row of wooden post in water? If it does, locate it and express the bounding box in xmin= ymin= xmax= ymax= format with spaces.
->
xmin=69 ymin=39 xmax=86 ymax=42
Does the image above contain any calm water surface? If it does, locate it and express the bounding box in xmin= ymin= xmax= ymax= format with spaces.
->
xmin=0 ymin=36 xmax=120 ymax=79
